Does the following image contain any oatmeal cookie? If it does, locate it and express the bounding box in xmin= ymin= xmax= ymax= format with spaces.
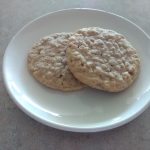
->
xmin=66 ymin=27 xmax=140 ymax=92
xmin=28 ymin=33 xmax=85 ymax=91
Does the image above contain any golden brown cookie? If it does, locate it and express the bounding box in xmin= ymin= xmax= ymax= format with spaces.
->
xmin=66 ymin=27 xmax=140 ymax=92
xmin=28 ymin=33 xmax=85 ymax=91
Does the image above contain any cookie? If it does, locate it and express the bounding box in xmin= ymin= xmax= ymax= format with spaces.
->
xmin=28 ymin=33 xmax=85 ymax=91
xmin=66 ymin=27 xmax=140 ymax=92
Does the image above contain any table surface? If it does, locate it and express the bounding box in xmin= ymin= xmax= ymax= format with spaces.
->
xmin=0 ymin=0 xmax=150 ymax=149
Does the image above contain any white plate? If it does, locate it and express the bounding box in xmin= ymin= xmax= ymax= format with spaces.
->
xmin=3 ymin=8 xmax=150 ymax=132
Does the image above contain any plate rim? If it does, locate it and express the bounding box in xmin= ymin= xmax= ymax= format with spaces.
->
xmin=3 ymin=8 xmax=150 ymax=132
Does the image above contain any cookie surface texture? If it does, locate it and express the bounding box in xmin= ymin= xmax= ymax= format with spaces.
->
xmin=66 ymin=27 xmax=140 ymax=92
xmin=28 ymin=33 xmax=84 ymax=91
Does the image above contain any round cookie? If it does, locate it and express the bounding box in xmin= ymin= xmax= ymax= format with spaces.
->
xmin=66 ymin=27 xmax=140 ymax=92
xmin=28 ymin=33 xmax=85 ymax=91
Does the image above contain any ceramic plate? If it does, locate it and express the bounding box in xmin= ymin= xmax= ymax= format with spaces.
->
xmin=3 ymin=8 xmax=150 ymax=132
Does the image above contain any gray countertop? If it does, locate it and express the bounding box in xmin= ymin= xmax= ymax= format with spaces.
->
xmin=0 ymin=0 xmax=150 ymax=149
